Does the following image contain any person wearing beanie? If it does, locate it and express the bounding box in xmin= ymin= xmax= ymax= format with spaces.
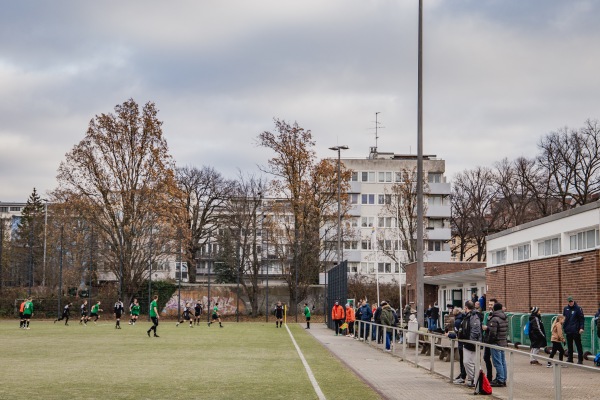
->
xmin=487 ymin=302 xmax=508 ymax=386
xmin=528 ymin=306 xmax=546 ymax=365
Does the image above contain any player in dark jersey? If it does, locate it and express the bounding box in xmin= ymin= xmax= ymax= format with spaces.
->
xmin=193 ymin=301 xmax=203 ymax=325
xmin=176 ymin=302 xmax=193 ymax=327
xmin=114 ymin=299 xmax=124 ymax=329
xmin=274 ymin=301 xmax=284 ymax=328
xmin=79 ymin=300 xmax=89 ymax=325
xmin=129 ymin=298 xmax=140 ymax=325
xmin=55 ymin=302 xmax=72 ymax=325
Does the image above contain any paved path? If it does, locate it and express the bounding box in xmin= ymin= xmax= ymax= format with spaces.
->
xmin=305 ymin=323 xmax=477 ymax=400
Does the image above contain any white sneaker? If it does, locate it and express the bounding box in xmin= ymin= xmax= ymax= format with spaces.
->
xmin=453 ymin=378 xmax=465 ymax=384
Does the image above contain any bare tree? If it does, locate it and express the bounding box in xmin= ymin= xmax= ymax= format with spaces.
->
xmin=174 ymin=166 xmax=232 ymax=283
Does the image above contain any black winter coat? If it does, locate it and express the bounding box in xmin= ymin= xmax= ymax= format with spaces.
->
xmin=528 ymin=313 xmax=547 ymax=348
xmin=563 ymin=302 xmax=585 ymax=334
xmin=487 ymin=310 xmax=508 ymax=347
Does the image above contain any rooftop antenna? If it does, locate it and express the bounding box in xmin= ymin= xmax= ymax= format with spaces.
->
xmin=372 ymin=112 xmax=385 ymax=152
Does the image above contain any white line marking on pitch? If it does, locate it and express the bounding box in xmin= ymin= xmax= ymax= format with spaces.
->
xmin=285 ymin=324 xmax=326 ymax=400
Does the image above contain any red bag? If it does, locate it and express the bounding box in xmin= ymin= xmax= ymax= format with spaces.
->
xmin=475 ymin=369 xmax=493 ymax=395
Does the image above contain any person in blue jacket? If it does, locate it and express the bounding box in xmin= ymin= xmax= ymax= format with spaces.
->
xmin=356 ymin=300 xmax=373 ymax=341
xmin=563 ymin=296 xmax=585 ymax=364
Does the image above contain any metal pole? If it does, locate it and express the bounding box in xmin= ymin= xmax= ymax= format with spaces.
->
xmin=28 ymin=220 xmax=34 ymax=296
xmin=89 ymin=226 xmax=93 ymax=306
xmin=58 ymin=225 xmax=63 ymax=318
xmin=236 ymin=230 xmax=240 ymax=323
xmin=148 ymin=226 xmax=153 ymax=321
xmin=336 ymin=148 xmax=341 ymax=266
xmin=42 ymin=201 xmax=48 ymax=287
xmin=416 ymin=0 xmax=425 ymax=327
xmin=178 ymin=230 xmax=182 ymax=321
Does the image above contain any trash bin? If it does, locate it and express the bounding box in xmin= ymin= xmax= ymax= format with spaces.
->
xmin=407 ymin=317 xmax=419 ymax=345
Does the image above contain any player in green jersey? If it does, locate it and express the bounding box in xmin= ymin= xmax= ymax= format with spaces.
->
xmin=129 ymin=298 xmax=140 ymax=325
xmin=147 ymin=295 xmax=160 ymax=337
xmin=207 ymin=302 xmax=223 ymax=328
xmin=90 ymin=301 xmax=103 ymax=324
xmin=304 ymin=303 xmax=311 ymax=329
xmin=22 ymin=297 xmax=34 ymax=329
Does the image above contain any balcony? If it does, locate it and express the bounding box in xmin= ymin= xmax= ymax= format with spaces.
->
xmin=426 ymin=228 xmax=451 ymax=241
xmin=428 ymin=182 xmax=451 ymax=195
xmin=426 ymin=205 xmax=451 ymax=218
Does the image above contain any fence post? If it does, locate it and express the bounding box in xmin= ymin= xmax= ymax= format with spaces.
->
xmin=553 ymin=363 xmax=562 ymax=400
xmin=449 ymin=339 xmax=455 ymax=383
xmin=429 ymin=334 xmax=435 ymax=372
xmin=402 ymin=328 xmax=407 ymax=360
xmin=508 ymin=350 xmax=514 ymax=400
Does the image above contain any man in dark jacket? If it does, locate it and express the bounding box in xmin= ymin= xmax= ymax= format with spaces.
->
xmin=357 ymin=300 xmax=373 ymax=341
xmin=380 ymin=301 xmax=395 ymax=351
xmin=487 ymin=303 xmax=508 ymax=387
xmin=373 ymin=303 xmax=383 ymax=342
xmin=563 ymin=296 xmax=585 ymax=364
xmin=452 ymin=309 xmax=467 ymax=384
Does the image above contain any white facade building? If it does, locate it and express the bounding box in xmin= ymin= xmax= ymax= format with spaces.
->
xmin=340 ymin=148 xmax=451 ymax=284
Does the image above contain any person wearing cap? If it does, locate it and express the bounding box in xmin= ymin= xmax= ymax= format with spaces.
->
xmin=528 ymin=306 xmax=546 ymax=365
xmin=562 ymin=296 xmax=585 ymax=364
xmin=331 ymin=300 xmax=345 ymax=336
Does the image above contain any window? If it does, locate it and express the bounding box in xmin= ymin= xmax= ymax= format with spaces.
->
xmin=427 ymin=219 xmax=444 ymax=229
xmin=347 ymin=262 xmax=359 ymax=273
xmin=512 ymin=243 xmax=530 ymax=261
xmin=10 ymin=207 xmax=21 ymax=212
xmin=378 ymin=217 xmax=394 ymax=228
xmin=428 ymin=173 xmax=442 ymax=183
xmin=378 ymin=194 xmax=391 ymax=205
xmin=360 ymin=262 xmax=374 ymax=274
xmin=361 ymin=172 xmax=375 ymax=182
xmin=383 ymin=240 xmax=393 ymax=251
xmin=427 ymin=196 xmax=445 ymax=206
xmin=538 ymin=238 xmax=560 ymax=257
xmin=343 ymin=241 xmax=358 ymax=250
xmin=361 ymin=194 xmax=375 ymax=205
xmin=361 ymin=240 xmax=372 ymax=250
xmin=394 ymin=172 xmax=403 ymax=182
xmin=361 ymin=217 xmax=374 ymax=227
xmin=351 ymin=172 xmax=359 ymax=182
xmin=349 ymin=193 xmax=359 ymax=204
xmin=569 ymin=228 xmax=599 ymax=251
xmin=427 ymin=240 xmax=443 ymax=251
xmin=491 ymin=249 xmax=507 ymax=265
xmin=378 ymin=172 xmax=392 ymax=183
xmin=0 ymin=207 xmax=7 ymax=212
xmin=345 ymin=217 xmax=359 ymax=228
xmin=378 ymin=262 xmax=392 ymax=273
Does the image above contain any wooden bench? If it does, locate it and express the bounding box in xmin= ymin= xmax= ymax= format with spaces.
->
xmin=435 ymin=337 xmax=458 ymax=362
xmin=418 ymin=327 xmax=442 ymax=355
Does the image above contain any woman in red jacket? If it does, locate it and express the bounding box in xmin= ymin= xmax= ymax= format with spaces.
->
xmin=331 ymin=301 xmax=346 ymax=336
xmin=345 ymin=303 xmax=356 ymax=337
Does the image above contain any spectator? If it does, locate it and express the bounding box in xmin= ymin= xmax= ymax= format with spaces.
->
xmin=594 ymin=302 xmax=600 ymax=339
xmin=478 ymin=294 xmax=486 ymax=312
xmin=373 ymin=302 xmax=383 ymax=343
xmin=487 ymin=303 xmax=508 ymax=387
xmin=403 ymin=304 xmax=412 ymax=327
xmin=547 ymin=315 xmax=566 ymax=367
xmin=451 ymin=307 xmax=468 ymax=385
xmin=427 ymin=302 xmax=440 ymax=332
xmin=563 ymin=296 xmax=585 ymax=364
xmin=528 ymin=306 xmax=546 ymax=365
xmin=461 ymin=301 xmax=482 ymax=388
xmin=357 ymin=300 xmax=373 ymax=341
xmin=481 ymin=298 xmax=498 ymax=383
xmin=380 ymin=301 xmax=395 ymax=351
xmin=331 ymin=300 xmax=346 ymax=336
xmin=345 ymin=303 xmax=355 ymax=337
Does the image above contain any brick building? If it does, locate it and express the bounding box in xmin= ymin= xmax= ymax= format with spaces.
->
xmin=486 ymin=200 xmax=600 ymax=314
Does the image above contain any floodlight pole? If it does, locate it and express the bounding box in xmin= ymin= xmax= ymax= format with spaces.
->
xmin=42 ymin=200 xmax=48 ymax=287
xmin=416 ymin=0 xmax=425 ymax=327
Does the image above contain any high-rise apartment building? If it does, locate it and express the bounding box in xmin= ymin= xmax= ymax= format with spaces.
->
xmin=339 ymin=147 xmax=451 ymax=284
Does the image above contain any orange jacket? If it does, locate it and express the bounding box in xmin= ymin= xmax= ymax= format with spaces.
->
xmin=345 ymin=306 xmax=355 ymax=322
xmin=19 ymin=301 xmax=25 ymax=313
xmin=331 ymin=304 xmax=345 ymax=320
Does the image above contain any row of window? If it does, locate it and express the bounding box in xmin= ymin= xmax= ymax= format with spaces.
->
xmin=343 ymin=239 xmax=448 ymax=252
xmin=349 ymin=193 xmax=448 ymax=206
xmin=350 ymin=171 xmax=444 ymax=183
xmin=0 ymin=206 xmax=21 ymax=213
xmin=348 ymin=262 xmax=402 ymax=274
xmin=347 ymin=217 xmax=449 ymax=229
xmin=490 ymin=228 xmax=600 ymax=265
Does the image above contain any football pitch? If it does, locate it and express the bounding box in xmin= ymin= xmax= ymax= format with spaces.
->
xmin=0 ymin=319 xmax=380 ymax=400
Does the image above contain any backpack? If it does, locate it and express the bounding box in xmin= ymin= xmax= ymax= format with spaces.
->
xmin=594 ymin=353 xmax=600 ymax=367
xmin=524 ymin=321 xmax=530 ymax=336
xmin=458 ymin=314 xmax=471 ymax=340
xmin=475 ymin=369 xmax=492 ymax=395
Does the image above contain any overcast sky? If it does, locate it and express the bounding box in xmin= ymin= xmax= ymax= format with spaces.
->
xmin=1 ymin=0 xmax=599 ymax=202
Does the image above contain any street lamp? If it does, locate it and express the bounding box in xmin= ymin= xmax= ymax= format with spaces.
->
xmin=42 ymin=199 xmax=49 ymax=287
xmin=328 ymin=145 xmax=348 ymax=323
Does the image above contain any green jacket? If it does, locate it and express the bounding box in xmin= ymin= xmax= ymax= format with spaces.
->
xmin=380 ymin=305 xmax=395 ymax=333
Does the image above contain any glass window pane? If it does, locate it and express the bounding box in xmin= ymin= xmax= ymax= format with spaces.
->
xmin=368 ymin=172 xmax=375 ymax=182
xmin=587 ymin=230 xmax=595 ymax=249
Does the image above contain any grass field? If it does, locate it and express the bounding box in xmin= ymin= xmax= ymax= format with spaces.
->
xmin=0 ymin=319 xmax=380 ymax=400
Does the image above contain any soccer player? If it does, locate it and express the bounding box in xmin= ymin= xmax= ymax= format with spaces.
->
xmin=22 ymin=297 xmax=34 ymax=329
xmin=55 ymin=302 xmax=72 ymax=325
xmin=129 ymin=298 xmax=140 ymax=325
xmin=193 ymin=301 xmax=203 ymax=325
xmin=176 ymin=302 xmax=193 ymax=327
xmin=19 ymin=299 xmax=26 ymax=329
xmin=90 ymin=301 xmax=103 ymax=324
xmin=147 ymin=294 xmax=160 ymax=337
xmin=304 ymin=303 xmax=311 ymax=329
xmin=207 ymin=302 xmax=223 ymax=328
xmin=274 ymin=301 xmax=284 ymax=328
xmin=114 ymin=298 xmax=124 ymax=329
xmin=80 ymin=300 xmax=89 ymax=325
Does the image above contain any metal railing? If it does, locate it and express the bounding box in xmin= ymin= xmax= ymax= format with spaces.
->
xmin=354 ymin=320 xmax=599 ymax=400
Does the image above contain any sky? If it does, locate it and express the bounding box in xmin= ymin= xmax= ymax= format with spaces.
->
xmin=1 ymin=0 xmax=600 ymax=202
